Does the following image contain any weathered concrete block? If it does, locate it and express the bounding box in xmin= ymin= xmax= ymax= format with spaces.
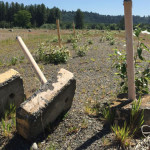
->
xmin=111 ymin=95 xmax=150 ymax=126
xmin=16 ymin=68 xmax=76 ymax=140
xmin=0 ymin=69 xmax=25 ymax=116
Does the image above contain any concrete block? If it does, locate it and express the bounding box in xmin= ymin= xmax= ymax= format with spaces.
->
xmin=0 ymin=69 xmax=25 ymax=116
xmin=16 ymin=68 xmax=76 ymax=140
xmin=111 ymin=95 xmax=150 ymax=126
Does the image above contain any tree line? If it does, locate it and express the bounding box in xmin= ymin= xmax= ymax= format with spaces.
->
xmin=0 ymin=1 xmax=150 ymax=30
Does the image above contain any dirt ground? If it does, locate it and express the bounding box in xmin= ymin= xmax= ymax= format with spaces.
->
xmin=0 ymin=29 xmax=149 ymax=150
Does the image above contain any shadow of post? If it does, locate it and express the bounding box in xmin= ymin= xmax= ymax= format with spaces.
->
xmin=75 ymin=125 xmax=111 ymax=150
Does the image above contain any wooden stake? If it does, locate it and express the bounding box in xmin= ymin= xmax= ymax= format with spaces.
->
xmin=56 ymin=19 xmax=61 ymax=48
xmin=16 ymin=36 xmax=47 ymax=85
xmin=73 ymin=22 xmax=76 ymax=37
xmin=124 ymin=0 xmax=136 ymax=100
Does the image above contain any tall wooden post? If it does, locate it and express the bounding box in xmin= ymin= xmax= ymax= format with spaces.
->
xmin=56 ymin=19 xmax=61 ymax=48
xmin=73 ymin=21 xmax=76 ymax=37
xmin=124 ymin=0 xmax=136 ymax=100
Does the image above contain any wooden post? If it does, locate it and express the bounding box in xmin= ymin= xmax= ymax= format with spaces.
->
xmin=56 ymin=19 xmax=61 ymax=48
xmin=73 ymin=21 xmax=76 ymax=37
xmin=124 ymin=0 xmax=136 ymax=100
xmin=16 ymin=36 xmax=47 ymax=85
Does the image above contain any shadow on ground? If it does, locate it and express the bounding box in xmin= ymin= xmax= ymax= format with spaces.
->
xmin=75 ymin=125 xmax=111 ymax=150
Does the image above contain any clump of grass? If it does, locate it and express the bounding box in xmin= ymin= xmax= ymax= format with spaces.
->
xmin=84 ymin=105 xmax=99 ymax=116
xmin=0 ymin=103 xmax=16 ymax=140
xmin=130 ymin=97 xmax=144 ymax=135
xmin=101 ymin=105 xmax=115 ymax=125
xmin=9 ymin=56 xmax=25 ymax=66
xmin=84 ymin=98 xmax=100 ymax=117
xmin=67 ymin=126 xmax=79 ymax=135
xmin=112 ymin=121 xmax=131 ymax=148
xmin=102 ymin=137 xmax=110 ymax=146
xmin=80 ymin=119 xmax=88 ymax=129
xmin=110 ymin=97 xmax=144 ymax=148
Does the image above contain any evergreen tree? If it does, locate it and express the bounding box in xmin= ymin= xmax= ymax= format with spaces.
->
xmin=36 ymin=4 xmax=46 ymax=27
xmin=47 ymin=7 xmax=61 ymax=24
xmin=118 ymin=17 xmax=125 ymax=30
xmin=75 ymin=9 xmax=84 ymax=29
xmin=0 ymin=1 xmax=6 ymax=21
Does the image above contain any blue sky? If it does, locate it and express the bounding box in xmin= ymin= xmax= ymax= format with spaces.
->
xmin=2 ymin=0 xmax=150 ymax=16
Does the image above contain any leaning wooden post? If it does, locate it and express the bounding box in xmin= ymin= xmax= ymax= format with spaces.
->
xmin=16 ymin=36 xmax=47 ymax=85
xmin=124 ymin=0 xmax=136 ymax=100
xmin=56 ymin=19 xmax=61 ymax=48
xmin=73 ymin=21 xmax=76 ymax=37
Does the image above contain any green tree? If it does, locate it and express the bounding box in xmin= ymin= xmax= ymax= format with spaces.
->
xmin=118 ymin=17 xmax=125 ymax=30
xmin=47 ymin=7 xmax=61 ymax=24
xmin=36 ymin=4 xmax=47 ymax=27
xmin=14 ymin=10 xmax=31 ymax=28
xmin=75 ymin=9 xmax=84 ymax=29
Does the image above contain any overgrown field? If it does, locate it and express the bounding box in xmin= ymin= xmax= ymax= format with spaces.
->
xmin=0 ymin=28 xmax=149 ymax=150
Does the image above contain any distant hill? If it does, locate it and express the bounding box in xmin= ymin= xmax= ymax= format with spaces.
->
xmin=62 ymin=10 xmax=150 ymax=24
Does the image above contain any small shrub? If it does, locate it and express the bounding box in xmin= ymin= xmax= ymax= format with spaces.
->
xmin=110 ymin=25 xmax=150 ymax=95
xmin=76 ymin=45 xmax=89 ymax=57
xmin=110 ymin=40 xmax=115 ymax=45
xmin=67 ymin=36 xmax=78 ymax=43
xmin=106 ymin=33 xmax=113 ymax=41
xmin=36 ymin=43 xmax=70 ymax=64
xmin=88 ymin=39 xmax=93 ymax=45
xmin=52 ymin=37 xmax=58 ymax=43
xmin=100 ymin=37 xmax=105 ymax=43
xmin=19 ymin=56 xmax=25 ymax=63
xmin=10 ymin=57 xmax=18 ymax=65
xmin=72 ymin=43 xmax=78 ymax=50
